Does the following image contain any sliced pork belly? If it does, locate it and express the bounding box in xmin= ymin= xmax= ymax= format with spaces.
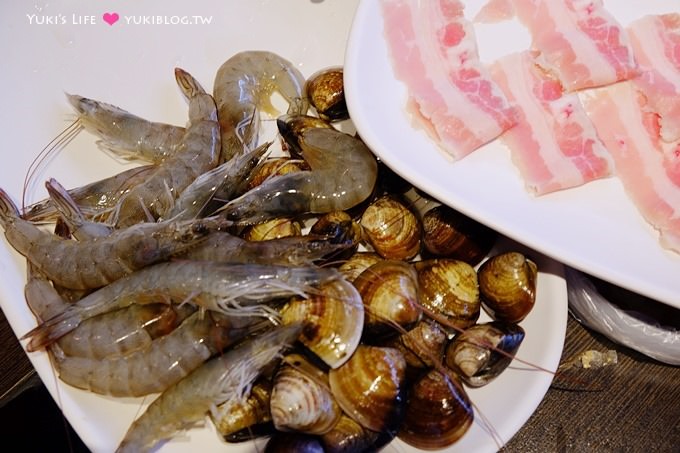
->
xmin=380 ymin=0 xmax=518 ymax=160
xmin=511 ymin=0 xmax=638 ymax=91
xmin=627 ymin=13 xmax=680 ymax=143
xmin=490 ymin=51 xmax=613 ymax=195
xmin=474 ymin=0 xmax=515 ymax=23
xmin=585 ymin=82 xmax=680 ymax=253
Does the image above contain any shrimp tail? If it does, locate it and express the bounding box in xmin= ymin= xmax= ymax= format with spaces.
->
xmin=175 ymin=67 xmax=206 ymax=98
xmin=0 ymin=187 xmax=20 ymax=221
xmin=21 ymin=307 xmax=83 ymax=352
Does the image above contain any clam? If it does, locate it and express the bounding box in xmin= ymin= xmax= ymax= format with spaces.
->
xmin=309 ymin=211 xmax=363 ymax=260
xmin=305 ymin=67 xmax=349 ymax=121
xmin=270 ymin=354 xmax=342 ymax=435
xmin=328 ymin=345 xmax=407 ymax=434
xmin=444 ymin=321 xmax=525 ymax=387
xmin=353 ymin=260 xmax=421 ymax=337
xmin=277 ymin=113 xmax=334 ymax=158
xmin=421 ymin=204 xmax=497 ymax=266
xmin=241 ymin=217 xmax=303 ymax=241
xmin=321 ymin=414 xmax=391 ymax=453
xmin=360 ymin=195 xmax=422 ymax=261
xmin=280 ymin=278 xmax=364 ymax=369
xmin=389 ymin=318 xmax=448 ymax=369
xmin=246 ymin=156 xmax=307 ymax=191
xmin=398 ymin=369 xmax=474 ymax=449
xmin=211 ymin=378 xmax=274 ymax=442
xmin=415 ymin=259 xmax=480 ymax=332
xmin=337 ymin=251 xmax=382 ymax=283
xmin=264 ymin=431 xmax=325 ymax=453
xmin=478 ymin=251 xmax=537 ymax=323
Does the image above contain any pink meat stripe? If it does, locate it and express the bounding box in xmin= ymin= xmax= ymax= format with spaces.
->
xmin=585 ymin=82 xmax=680 ymax=253
xmin=511 ymin=0 xmax=638 ymax=91
xmin=490 ymin=51 xmax=613 ymax=195
xmin=628 ymin=13 xmax=680 ymax=143
xmin=380 ymin=0 xmax=518 ymax=160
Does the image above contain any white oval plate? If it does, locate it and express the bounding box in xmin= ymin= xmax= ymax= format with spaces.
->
xmin=344 ymin=0 xmax=680 ymax=309
xmin=0 ymin=1 xmax=566 ymax=452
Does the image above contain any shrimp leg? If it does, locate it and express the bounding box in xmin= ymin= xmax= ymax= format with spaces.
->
xmin=115 ymin=323 xmax=301 ymax=453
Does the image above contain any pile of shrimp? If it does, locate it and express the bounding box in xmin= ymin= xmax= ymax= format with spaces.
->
xmin=0 ymin=51 xmax=540 ymax=452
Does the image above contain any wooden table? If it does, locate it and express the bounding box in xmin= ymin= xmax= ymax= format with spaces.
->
xmin=1 ymin=307 xmax=678 ymax=452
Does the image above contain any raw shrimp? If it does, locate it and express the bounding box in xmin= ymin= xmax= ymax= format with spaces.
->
xmin=162 ymin=142 xmax=269 ymax=221
xmin=58 ymin=304 xmax=195 ymax=361
xmin=111 ymin=68 xmax=220 ymax=227
xmin=115 ymin=323 xmax=301 ymax=453
xmin=24 ymin=263 xmax=70 ymax=322
xmin=67 ymin=94 xmax=186 ymax=164
xmin=53 ymin=311 xmax=264 ymax=397
xmin=0 ymin=187 xmax=225 ymax=290
xmin=219 ymin=127 xmax=378 ymax=224
xmin=23 ymin=164 xmax=156 ymax=223
xmin=180 ymin=231 xmax=350 ymax=266
xmin=213 ymin=51 xmax=308 ymax=162
xmin=25 ymin=263 xmax=195 ymax=360
xmin=45 ymin=178 xmax=113 ymax=240
xmin=21 ymin=261 xmax=341 ymax=351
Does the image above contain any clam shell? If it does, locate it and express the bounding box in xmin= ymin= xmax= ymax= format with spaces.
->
xmin=421 ymin=205 xmax=497 ymax=265
xmin=398 ymin=369 xmax=474 ymax=449
xmin=353 ymin=260 xmax=421 ymax=336
xmin=328 ymin=345 xmax=407 ymax=433
xmin=415 ymin=259 xmax=480 ymax=331
xmin=444 ymin=321 xmax=525 ymax=387
xmin=337 ymin=251 xmax=382 ymax=283
xmin=280 ymin=278 xmax=364 ymax=369
xmin=320 ymin=414 xmax=385 ymax=453
xmin=264 ymin=431 xmax=325 ymax=453
xmin=242 ymin=217 xmax=303 ymax=241
xmin=478 ymin=251 xmax=537 ymax=323
xmin=309 ymin=210 xmax=363 ymax=260
xmin=305 ymin=67 xmax=348 ymax=121
xmin=270 ymin=354 xmax=341 ymax=435
xmin=360 ymin=195 xmax=422 ymax=261
xmin=390 ymin=319 xmax=448 ymax=369
xmin=246 ymin=157 xmax=307 ymax=191
xmin=211 ymin=378 xmax=273 ymax=441
xmin=277 ymin=113 xmax=334 ymax=158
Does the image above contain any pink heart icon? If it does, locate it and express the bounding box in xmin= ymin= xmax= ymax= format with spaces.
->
xmin=103 ymin=12 xmax=119 ymax=26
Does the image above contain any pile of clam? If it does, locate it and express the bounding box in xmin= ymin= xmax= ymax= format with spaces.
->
xmin=212 ymin=68 xmax=539 ymax=452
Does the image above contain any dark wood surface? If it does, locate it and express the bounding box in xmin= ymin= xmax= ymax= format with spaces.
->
xmin=1 ymin=307 xmax=678 ymax=452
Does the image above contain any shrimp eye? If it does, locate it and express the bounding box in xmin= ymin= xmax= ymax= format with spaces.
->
xmin=191 ymin=222 xmax=210 ymax=236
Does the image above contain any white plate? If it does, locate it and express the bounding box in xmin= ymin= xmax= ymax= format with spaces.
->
xmin=345 ymin=0 xmax=680 ymax=309
xmin=0 ymin=1 xmax=566 ymax=452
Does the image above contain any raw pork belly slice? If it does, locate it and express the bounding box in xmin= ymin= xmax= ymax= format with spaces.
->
xmin=380 ymin=0 xmax=518 ymax=160
xmin=585 ymin=82 xmax=680 ymax=253
xmin=627 ymin=13 xmax=680 ymax=143
xmin=511 ymin=0 xmax=638 ymax=91
xmin=474 ymin=0 xmax=515 ymax=23
xmin=490 ymin=51 xmax=613 ymax=195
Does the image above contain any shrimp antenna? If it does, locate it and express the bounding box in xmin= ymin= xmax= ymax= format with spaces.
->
xmin=22 ymin=119 xmax=83 ymax=214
